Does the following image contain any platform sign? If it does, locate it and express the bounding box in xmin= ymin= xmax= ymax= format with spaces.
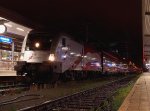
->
xmin=0 ymin=36 xmax=12 ymax=44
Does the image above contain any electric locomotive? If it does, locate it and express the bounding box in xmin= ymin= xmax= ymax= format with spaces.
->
xmin=14 ymin=31 xmax=102 ymax=82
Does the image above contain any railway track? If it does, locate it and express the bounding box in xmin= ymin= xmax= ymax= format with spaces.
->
xmin=0 ymin=84 xmax=29 ymax=95
xmin=0 ymin=94 xmax=42 ymax=106
xmin=18 ymin=75 xmax=136 ymax=111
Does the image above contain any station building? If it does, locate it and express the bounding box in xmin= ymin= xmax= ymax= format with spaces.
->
xmin=0 ymin=17 xmax=31 ymax=71
xmin=143 ymin=0 xmax=150 ymax=70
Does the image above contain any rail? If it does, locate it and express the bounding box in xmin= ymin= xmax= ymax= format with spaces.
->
xmin=18 ymin=75 xmax=136 ymax=111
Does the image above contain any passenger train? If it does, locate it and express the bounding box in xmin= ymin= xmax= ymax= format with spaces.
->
xmin=14 ymin=31 xmax=139 ymax=83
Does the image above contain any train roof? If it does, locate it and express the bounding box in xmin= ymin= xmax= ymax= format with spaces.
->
xmin=28 ymin=30 xmax=83 ymax=44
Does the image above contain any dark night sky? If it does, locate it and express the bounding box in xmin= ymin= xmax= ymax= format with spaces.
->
xmin=0 ymin=0 xmax=143 ymax=67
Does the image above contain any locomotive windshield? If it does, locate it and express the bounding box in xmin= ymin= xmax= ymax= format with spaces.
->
xmin=26 ymin=33 xmax=53 ymax=51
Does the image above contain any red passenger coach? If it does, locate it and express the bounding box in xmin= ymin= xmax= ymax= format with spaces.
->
xmin=81 ymin=44 xmax=101 ymax=71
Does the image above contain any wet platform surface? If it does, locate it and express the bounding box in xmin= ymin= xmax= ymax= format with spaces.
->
xmin=119 ymin=73 xmax=150 ymax=111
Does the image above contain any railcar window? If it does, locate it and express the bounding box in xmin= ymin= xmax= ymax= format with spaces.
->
xmin=26 ymin=33 xmax=52 ymax=51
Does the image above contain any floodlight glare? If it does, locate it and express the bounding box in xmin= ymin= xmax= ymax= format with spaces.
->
xmin=35 ymin=42 xmax=40 ymax=48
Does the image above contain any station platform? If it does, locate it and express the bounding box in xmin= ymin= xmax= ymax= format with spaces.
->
xmin=119 ymin=73 xmax=150 ymax=111
xmin=0 ymin=70 xmax=16 ymax=76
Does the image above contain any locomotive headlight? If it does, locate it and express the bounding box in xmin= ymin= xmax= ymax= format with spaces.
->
xmin=35 ymin=42 xmax=40 ymax=48
xmin=49 ymin=54 xmax=55 ymax=62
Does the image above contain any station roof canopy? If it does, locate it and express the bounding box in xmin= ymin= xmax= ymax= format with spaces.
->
xmin=0 ymin=17 xmax=32 ymax=37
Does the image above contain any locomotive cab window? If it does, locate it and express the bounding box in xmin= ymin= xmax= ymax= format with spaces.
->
xmin=62 ymin=38 xmax=66 ymax=47
xmin=26 ymin=33 xmax=53 ymax=51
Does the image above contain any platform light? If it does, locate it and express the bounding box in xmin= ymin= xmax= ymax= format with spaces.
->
xmin=92 ymin=58 xmax=96 ymax=60
xmin=22 ymin=73 xmax=27 ymax=76
xmin=96 ymin=63 xmax=100 ymax=67
xmin=49 ymin=54 xmax=55 ymax=62
xmin=16 ymin=27 xmax=24 ymax=31
xmin=70 ymin=52 xmax=75 ymax=55
xmin=82 ymin=55 xmax=86 ymax=58
xmin=4 ymin=23 xmax=12 ymax=27
xmin=62 ymin=47 xmax=69 ymax=51
xmin=0 ymin=25 xmax=6 ymax=34
xmin=112 ymin=63 xmax=116 ymax=67
xmin=107 ymin=63 xmax=112 ymax=67
xmin=35 ymin=42 xmax=40 ymax=48
xmin=91 ymin=62 xmax=100 ymax=67
xmin=62 ymin=55 xmax=67 ymax=58
xmin=76 ymin=54 xmax=81 ymax=57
